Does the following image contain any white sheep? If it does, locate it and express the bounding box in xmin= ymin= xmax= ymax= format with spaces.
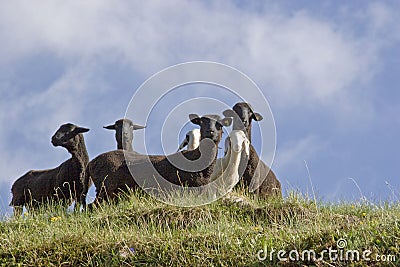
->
xmin=207 ymin=130 xmax=250 ymax=198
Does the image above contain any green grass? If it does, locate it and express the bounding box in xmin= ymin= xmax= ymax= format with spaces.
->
xmin=0 ymin=190 xmax=399 ymax=266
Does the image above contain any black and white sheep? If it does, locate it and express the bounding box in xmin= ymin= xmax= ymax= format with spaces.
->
xmin=80 ymin=119 xmax=145 ymax=208
xmin=87 ymin=114 xmax=232 ymax=205
xmin=223 ymin=102 xmax=282 ymax=197
xmin=10 ymin=123 xmax=90 ymax=215
xmin=177 ymin=129 xmax=201 ymax=151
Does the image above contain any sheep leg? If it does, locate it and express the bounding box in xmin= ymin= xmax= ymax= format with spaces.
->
xmin=86 ymin=193 xmax=107 ymax=211
xmin=73 ymin=200 xmax=81 ymax=212
xmin=86 ymin=202 xmax=96 ymax=212
xmin=13 ymin=206 xmax=23 ymax=216
xmin=80 ymin=171 xmax=91 ymax=209
xmin=80 ymin=193 xmax=87 ymax=210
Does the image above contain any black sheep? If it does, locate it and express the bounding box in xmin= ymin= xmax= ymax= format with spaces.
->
xmin=80 ymin=118 xmax=145 ymax=208
xmin=86 ymin=114 xmax=232 ymax=205
xmin=10 ymin=123 xmax=90 ymax=215
xmin=103 ymin=118 xmax=145 ymax=151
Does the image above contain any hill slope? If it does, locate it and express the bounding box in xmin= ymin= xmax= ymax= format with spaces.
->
xmin=0 ymin=191 xmax=399 ymax=266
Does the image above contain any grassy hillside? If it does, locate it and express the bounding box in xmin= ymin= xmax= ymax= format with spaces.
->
xmin=0 ymin=190 xmax=399 ymax=266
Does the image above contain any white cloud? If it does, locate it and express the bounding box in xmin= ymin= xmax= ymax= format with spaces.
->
xmin=1 ymin=1 xmax=397 ymax=109
xmin=365 ymin=2 xmax=400 ymax=42
xmin=1 ymin=61 xmax=99 ymax=139
xmin=239 ymin=13 xmax=365 ymax=103
xmin=274 ymin=135 xmax=327 ymax=171
xmin=0 ymin=1 xmax=398 ymax=153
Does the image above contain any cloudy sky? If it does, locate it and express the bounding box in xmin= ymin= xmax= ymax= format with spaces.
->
xmin=1 ymin=1 xmax=399 ymax=215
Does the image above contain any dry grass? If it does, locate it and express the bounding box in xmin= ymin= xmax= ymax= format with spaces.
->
xmin=0 ymin=189 xmax=399 ymax=266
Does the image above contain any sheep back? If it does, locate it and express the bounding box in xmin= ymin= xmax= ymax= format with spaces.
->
xmin=11 ymin=157 xmax=84 ymax=207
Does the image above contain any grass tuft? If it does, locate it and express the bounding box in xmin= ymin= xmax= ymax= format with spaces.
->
xmin=0 ymin=189 xmax=399 ymax=266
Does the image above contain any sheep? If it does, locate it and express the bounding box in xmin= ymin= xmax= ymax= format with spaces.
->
xmin=87 ymin=114 xmax=232 ymax=205
xmin=177 ymin=129 xmax=201 ymax=151
xmin=10 ymin=123 xmax=90 ymax=216
xmin=223 ymin=102 xmax=282 ymax=197
xmin=207 ymin=130 xmax=250 ymax=198
xmin=103 ymin=118 xmax=146 ymax=151
xmin=130 ymin=114 xmax=232 ymax=185
xmin=80 ymin=118 xmax=145 ymax=208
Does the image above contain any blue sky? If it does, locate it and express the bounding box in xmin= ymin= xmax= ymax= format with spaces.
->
xmin=1 ymin=1 xmax=399 ymax=215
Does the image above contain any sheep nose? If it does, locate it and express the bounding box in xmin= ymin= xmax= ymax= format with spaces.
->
xmin=51 ymin=137 xmax=58 ymax=146
xmin=233 ymin=144 xmax=242 ymax=152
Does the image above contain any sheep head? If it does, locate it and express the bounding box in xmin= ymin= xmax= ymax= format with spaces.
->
xmin=189 ymin=114 xmax=232 ymax=144
xmin=223 ymin=102 xmax=263 ymax=138
xmin=104 ymin=118 xmax=145 ymax=150
xmin=51 ymin=123 xmax=89 ymax=149
xmin=229 ymin=130 xmax=250 ymax=156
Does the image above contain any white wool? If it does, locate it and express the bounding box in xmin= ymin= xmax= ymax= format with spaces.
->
xmin=208 ymin=130 xmax=249 ymax=198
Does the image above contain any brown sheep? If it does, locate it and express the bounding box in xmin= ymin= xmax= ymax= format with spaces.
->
xmin=10 ymin=123 xmax=90 ymax=215
xmin=80 ymin=119 xmax=145 ymax=208
xmin=85 ymin=114 xmax=232 ymax=206
xmin=103 ymin=118 xmax=145 ymax=151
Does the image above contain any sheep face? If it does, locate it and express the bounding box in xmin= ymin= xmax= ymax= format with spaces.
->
xmin=104 ymin=119 xmax=145 ymax=150
xmin=189 ymin=114 xmax=232 ymax=144
xmin=51 ymin=123 xmax=89 ymax=148
xmin=223 ymin=102 xmax=263 ymax=131
xmin=230 ymin=130 xmax=250 ymax=155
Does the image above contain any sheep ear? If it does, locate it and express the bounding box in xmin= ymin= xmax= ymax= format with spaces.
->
xmin=253 ymin=113 xmax=263 ymax=121
xmin=177 ymin=137 xmax=189 ymax=151
xmin=219 ymin=117 xmax=232 ymax=127
xmin=189 ymin=114 xmax=201 ymax=125
xmin=222 ymin=109 xmax=236 ymax=117
xmin=73 ymin=126 xmax=90 ymax=134
xmin=103 ymin=124 xmax=116 ymax=130
xmin=132 ymin=124 xmax=146 ymax=130
xmin=224 ymin=137 xmax=231 ymax=155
